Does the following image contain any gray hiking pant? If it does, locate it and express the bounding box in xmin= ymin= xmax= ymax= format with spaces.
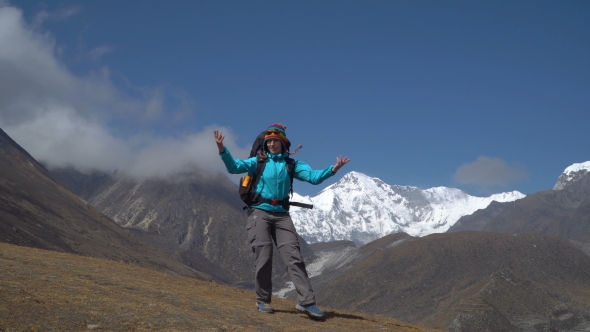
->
xmin=246 ymin=208 xmax=315 ymax=305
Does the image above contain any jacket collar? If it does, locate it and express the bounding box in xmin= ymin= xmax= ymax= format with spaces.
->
xmin=267 ymin=151 xmax=287 ymax=160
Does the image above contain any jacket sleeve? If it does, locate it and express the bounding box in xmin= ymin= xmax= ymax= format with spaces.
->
xmin=293 ymin=160 xmax=335 ymax=185
xmin=219 ymin=147 xmax=257 ymax=174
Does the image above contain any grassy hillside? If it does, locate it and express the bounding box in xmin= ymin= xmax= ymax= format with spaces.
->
xmin=0 ymin=242 xmax=440 ymax=331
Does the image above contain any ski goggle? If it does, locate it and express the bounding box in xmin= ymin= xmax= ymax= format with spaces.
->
xmin=266 ymin=129 xmax=283 ymax=135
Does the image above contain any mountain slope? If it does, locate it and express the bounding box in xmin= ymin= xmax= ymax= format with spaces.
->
xmin=291 ymin=171 xmax=524 ymax=244
xmin=313 ymin=232 xmax=590 ymax=331
xmin=448 ymin=161 xmax=590 ymax=242
xmin=50 ymin=167 xmax=252 ymax=283
xmin=0 ymin=128 xmax=207 ymax=280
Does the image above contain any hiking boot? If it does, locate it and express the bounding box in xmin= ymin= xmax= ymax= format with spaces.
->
xmin=296 ymin=303 xmax=325 ymax=319
xmin=256 ymin=302 xmax=274 ymax=313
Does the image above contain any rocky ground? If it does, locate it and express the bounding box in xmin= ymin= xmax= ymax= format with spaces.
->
xmin=0 ymin=242 xmax=440 ymax=332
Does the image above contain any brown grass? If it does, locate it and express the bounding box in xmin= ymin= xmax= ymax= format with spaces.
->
xmin=0 ymin=243 xmax=441 ymax=332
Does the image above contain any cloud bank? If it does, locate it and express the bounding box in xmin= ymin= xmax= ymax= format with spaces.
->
xmin=0 ymin=4 xmax=247 ymax=178
xmin=454 ymin=156 xmax=529 ymax=188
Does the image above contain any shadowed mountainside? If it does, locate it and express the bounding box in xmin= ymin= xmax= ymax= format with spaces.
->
xmin=448 ymin=171 xmax=590 ymax=243
xmin=48 ymin=166 xmax=117 ymax=200
xmin=0 ymin=242 xmax=440 ymax=332
xmin=0 ymin=128 xmax=207 ymax=280
xmin=312 ymin=232 xmax=590 ymax=331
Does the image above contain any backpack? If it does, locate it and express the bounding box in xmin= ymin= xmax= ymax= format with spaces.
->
xmin=239 ymin=130 xmax=296 ymax=210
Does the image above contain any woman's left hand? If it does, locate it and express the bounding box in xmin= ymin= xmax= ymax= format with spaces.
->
xmin=332 ymin=156 xmax=351 ymax=173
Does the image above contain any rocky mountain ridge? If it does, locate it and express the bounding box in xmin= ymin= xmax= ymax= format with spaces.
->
xmin=448 ymin=160 xmax=590 ymax=242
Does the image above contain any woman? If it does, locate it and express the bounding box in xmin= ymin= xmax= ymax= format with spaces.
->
xmin=214 ymin=123 xmax=349 ymax=319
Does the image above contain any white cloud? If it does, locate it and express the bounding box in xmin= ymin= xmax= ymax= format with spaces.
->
xmin=454 ymin=156 xmax=529 ymax=187
xmin=0 ymin=5 xmax=75 ymax=124
xmin=124 ymin=125 xmax=246 ymax=178
xmin=32 ymin=5 xmax=81 ymax=28
xmin=7 ymin=105 xmax=129 ymax=171
xmin=87 ymin=45 xmax=113 ymax=61
xmin=0 ymin=4 xmax=248 ymax=178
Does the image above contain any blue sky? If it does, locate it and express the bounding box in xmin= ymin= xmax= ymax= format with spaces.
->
xmin=2 ymin=0 xmax=589 ymax=197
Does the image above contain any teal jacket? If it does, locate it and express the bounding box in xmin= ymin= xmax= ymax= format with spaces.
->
xmin=219 ymin=147 xmax=335 ymax=213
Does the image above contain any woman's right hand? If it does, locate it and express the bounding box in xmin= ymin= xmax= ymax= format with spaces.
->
xmin=214 ymin=130 xmax=225 ymax=153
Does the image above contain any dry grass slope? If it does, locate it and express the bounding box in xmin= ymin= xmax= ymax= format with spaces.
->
xmin=0 ymin=243 xmax=440 ymax=332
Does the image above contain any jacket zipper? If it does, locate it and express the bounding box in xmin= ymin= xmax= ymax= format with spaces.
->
xmin=274 ymin=157 xmax=279 ymax=199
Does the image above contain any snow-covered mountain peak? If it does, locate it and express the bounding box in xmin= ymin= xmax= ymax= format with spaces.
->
xmin=291 ymin=171 xmax=525 ymax=245
xmin=325 ymin=171 xmax=381 ymax=191
xmin=553 ymin=161 xmax=590 ymax=190
xmin=328 ymin=171 xmax=418 ymax=194
xmin=342 ymin=170 xmax=367 ymax=180
xmin=564 ymin=161 xmax=590 ymax=175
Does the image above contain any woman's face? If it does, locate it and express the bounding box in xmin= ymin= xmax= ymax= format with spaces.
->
xmin=266 ymin=139 xmax=283 ymax=154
